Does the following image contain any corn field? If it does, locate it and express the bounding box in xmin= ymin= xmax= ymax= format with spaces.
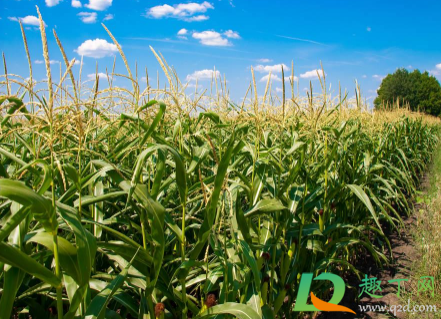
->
xmin=0 ymin=8 xmax=440 ymax=319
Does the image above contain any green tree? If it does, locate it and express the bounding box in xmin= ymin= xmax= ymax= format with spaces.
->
xmin=374 ymin=68 xmax=441 ymax=116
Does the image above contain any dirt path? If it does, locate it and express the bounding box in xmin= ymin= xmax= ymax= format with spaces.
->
xmin=317 ymin=192 xmax=426 ymax=319
xmin=309 ymin=161 xmax=441 ymax=319
xmin=356 ymin=214 xmax=420 ymax=319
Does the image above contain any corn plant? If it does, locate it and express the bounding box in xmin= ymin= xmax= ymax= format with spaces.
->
xmin=0 ymin=7 xmax=439 ymax=319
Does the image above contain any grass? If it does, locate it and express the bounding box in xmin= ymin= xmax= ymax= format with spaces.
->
xmin=404 ymin=145 xmax=441 ymax=318
xmin=0 ymin=7 xmax=440 ymax=319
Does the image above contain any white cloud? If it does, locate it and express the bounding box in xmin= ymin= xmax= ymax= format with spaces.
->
xmin=21 ymin=16 xmax=41 ymax=26
xmin=177 ymin=28 xmax=188 ymax=39
xmin=75 ymin=39 xmax=118 ymax=58
xmin=258 ymin=58 xmax=272 ymax=63
xmin=25 ymin=77 xmax=37 ymax=85
xmin=146 ymin=2 xmax=213 ymax=21
xmin=260 ymin=74 xmax=282 ymax=82
xmin=78 ymin=12 xmax=97 ymax=23
xmin=429 ymin=64 xmax=441 ymax=76
xmin=224 ymin=30 xmax=240 ymax=39
xmin=72 ymin=0 xmax=82 ymax=7
xmin=300 ymin=69 xmax=325 ymax=79
xmin=35 ymin=60 xmax=60 ymax=65
xmin=147 ymin=4 xmax=174 ymax=17
xmin=85 ymin=0 xmax=112 ymax=11
xmin=276 ymin=87 xmax=283 ymax=93
xmin=372 ymin=74 xmax=385 ymax=81
xmin=254 ymin=64 xmax=289 ymax=73
xmin=192 ymin=31 xmax=230 ymax=46
xmin=186 ymin=69 xmax=220 ymax=81
xmin=285 ymin=75 xmax=299 ymax=82
xmin=186 ymin=82 xmax=204 ymax=89
xmin=407 ymin=65 xmax=413 ymax=69
xmin=87 ymin=73 xmax=108 ymax=80
xmin=261 ymin=74 xmax=297 ymax=83
xmin=367 ymin=27 xmax=371 ymax=32
xmin=184 ymin=15 xmax=208 ymax=22
xmin=8 ymin=16 xmax=46 ymax=27
xmin=46 ymin=0 xmax=62 ymax=7
xmin=103 ymin=13 xmax=114 ymax=21
xmin=362 ymin=75 xmax=367 ymax=78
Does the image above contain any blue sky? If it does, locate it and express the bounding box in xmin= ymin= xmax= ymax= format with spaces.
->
xmin=1 ymin=0 xmax=441 ymax=104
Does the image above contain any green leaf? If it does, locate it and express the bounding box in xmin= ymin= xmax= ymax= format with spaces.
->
xmin=16 ymin=159 xmax=52 ymax=195
xmin=89 ymin=279 xmax=138 ymax=317
xmin=347 ymin=184 xmax=383 ymax=234
xmin=0 ymin=179 xmax=57 ymax=233
xmin=245 ymin=282 xmax=262 ymax=317
xmin=26 ymin=232 xmax=82 ymax=284
xmin=84 ymin=249 xmax=139 ymax=319
xmin=1 ymin=94 xmax=30 ymax=127
xmin=57 ymin=203 xmax=97 ymax=286
xmin=64 ymin=164 xmax=80 ymax=189
xmin=136 ymin=99 xmax=158 ymax=113
xmin=139 ymin=101 xmax=166 ymax=145
xmin=135 ymin=185 xmax=165 ymax=291
xmin=240 ymin=240 xmax=260 ymax=288
xmin=261 ymin=305 xmax=275 ymax=319
xmin=197 ymin=112 xmax=222 ymax=124
xmin=151 ymin=150 xmax=165 ymax=199
xmin=244 ymin=198 xmax=286 ymax=218
xmin=129 ymin=144 xmax=187 ymax=208
xmin=74 ymin=191 xmax=126 ymax=207
xmin=98 ymin=241 xmax=152 ymax=277
xmin=0 ymin=242 xmax=61 ymax=288
xmin=0 ymin=206 xmax=30 ymax=242
xmin=190 ymin=134 xmax=245 ymax=259
xmin=194 ymin=302 xmax=261 ymax=319
xmin=93 ymin=177 xmax=104 ymax=239
xmin=0 ymin=266 xmax=25 ymax=319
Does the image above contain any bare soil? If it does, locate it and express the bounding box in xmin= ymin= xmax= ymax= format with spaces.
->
xmin=316 ymin=179 xmax=428 ymax=319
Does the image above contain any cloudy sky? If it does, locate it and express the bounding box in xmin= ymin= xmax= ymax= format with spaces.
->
xmin=1 ymin=0 xmax=441 ymax=104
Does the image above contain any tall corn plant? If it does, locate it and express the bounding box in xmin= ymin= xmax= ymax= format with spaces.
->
xmin=0 ymin=8 xmax=440 ymax=319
